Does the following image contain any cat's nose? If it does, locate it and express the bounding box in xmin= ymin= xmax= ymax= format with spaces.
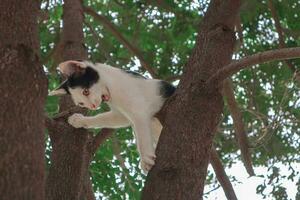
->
xmin=91 ymin=104 xmax=96 ymax=109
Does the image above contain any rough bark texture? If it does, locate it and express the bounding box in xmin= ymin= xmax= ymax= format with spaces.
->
xmin=142 ymin=1 xmax=240 ymax=199
xmin=0 ymin=1 xmax=47 ymax=199
xmin=45 ymin=0 xmax=90 ymax=199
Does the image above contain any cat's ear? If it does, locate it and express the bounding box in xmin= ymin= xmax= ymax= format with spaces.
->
xmin=48 ymin=88 xmax=67 ymax=96
xmin=58 ymin=60 xmax=87 ymax=77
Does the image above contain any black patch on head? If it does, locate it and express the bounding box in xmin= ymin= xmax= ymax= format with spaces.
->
xmin=159 ymin=81 xmax=176 ymax=98
xmin=57 ymin=79 xmax=70 ymax=94
xmin=57 ymin=66 xmax=99 ymax=93
xmin=68 ymin=66 xmax=99 ymax=88
xmin=124 ymin=70 xmax=147 ymax=79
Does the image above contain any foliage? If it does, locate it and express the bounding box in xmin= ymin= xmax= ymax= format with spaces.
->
xmin=41 ymin=0 xmax=300 ymax=199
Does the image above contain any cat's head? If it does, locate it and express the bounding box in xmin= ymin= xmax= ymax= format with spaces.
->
xmin=49 ymin=60 xmax=110 ymax=110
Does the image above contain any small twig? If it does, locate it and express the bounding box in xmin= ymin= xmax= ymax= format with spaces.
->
xmin=203 ymin=184 xmax=221 ymax=196
xmin=249 ymin=73 xmax=298 ymax=148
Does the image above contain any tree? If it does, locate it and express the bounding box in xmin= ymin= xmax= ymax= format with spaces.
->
xmin=0 ymin=1 xmax=47 ymax=199
xmin=39 ymin=0 xmax=300 ymax=199
xmin=142 ymin=1 xmax=240 ymax=199
xmin=45 ymin=0 xmax=91 ymax=199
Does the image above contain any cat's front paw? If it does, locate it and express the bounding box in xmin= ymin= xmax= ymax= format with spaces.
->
xmin=140 ymin=153 xmax=156 ymax=173
xmin=68 ymin=113 xmax=87 ymax=128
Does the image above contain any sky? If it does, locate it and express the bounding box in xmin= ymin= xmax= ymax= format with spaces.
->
xmin=204 ymin=162 xmax=300 ymax=200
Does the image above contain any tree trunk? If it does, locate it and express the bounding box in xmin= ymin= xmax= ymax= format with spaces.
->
xmin=0 ymin=1 xmax=47 ymax=200
xmin=142 ymin=1 xmax=240 ymax=199
xmin=45 ymin=0 xmax=90 ymax=199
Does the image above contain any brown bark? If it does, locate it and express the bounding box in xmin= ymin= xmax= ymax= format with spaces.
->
xmin=210 ymin=147 xmax=237 ymax=200
xmin=0 ymin=1 xmax=47 ymax=200
xmin=45 ymin=0 xmax=91 ymax=199
xmin=142 ymin=1 xmax=240 ymax=199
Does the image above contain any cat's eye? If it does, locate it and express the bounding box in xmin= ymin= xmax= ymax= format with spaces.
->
xmin=82 ymin=88 xmax=90 ymax=96
xmin=78 ymin=102 xmax=84 ymax=106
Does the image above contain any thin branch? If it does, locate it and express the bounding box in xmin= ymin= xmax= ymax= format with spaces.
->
xmin=88 ymin=128 xmax=114 ymax=155
xmin=210 ymin=146 xmax=238 ymax=200
xmin=223 ymin=79 xmax=255 ymax=176
xmin=268 ymin=0 xmax=296 ymax=72
xmin=83 ymin=6 xmax=158 ymax=78
xmin=84 ymin=20 xmax=112 ymax=62
xmin=203 ymin=184 xmax=221 ymax=196
xmin=206 ymin=47 xmax=300 ymax=86
xmin=51 ymin=106 xmax=84 ymax=120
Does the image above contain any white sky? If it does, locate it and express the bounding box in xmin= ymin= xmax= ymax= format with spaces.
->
xmin=205 ymin=162 xmax=300 ymax=200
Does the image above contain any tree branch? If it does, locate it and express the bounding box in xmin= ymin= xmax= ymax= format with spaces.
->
xmin=268 ymin=0 xmax=296 ymax=72
xmin=210 ymin=146 xmax=238 ymax=200
xmin=83 ymin=6 xmax=158 ymax=78
xmin=88 ymin=128 xmax=114 ymax=155
xmin=206 ymin=47 xmax=300 ymax=86
xmin=51 ymin=106 xmax=84 ymax=119
xmin=84 ymin=20 xmax=113 ymax=62
xmin=223 ymin=79 xmax=254 ymax=176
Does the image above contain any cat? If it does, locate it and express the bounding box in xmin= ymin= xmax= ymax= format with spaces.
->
xmin=49 ymin=60 xmax=176 ymax=172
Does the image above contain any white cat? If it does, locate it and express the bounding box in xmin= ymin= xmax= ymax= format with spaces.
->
xmin=49 ymin=60 xmax=175 ymax=172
